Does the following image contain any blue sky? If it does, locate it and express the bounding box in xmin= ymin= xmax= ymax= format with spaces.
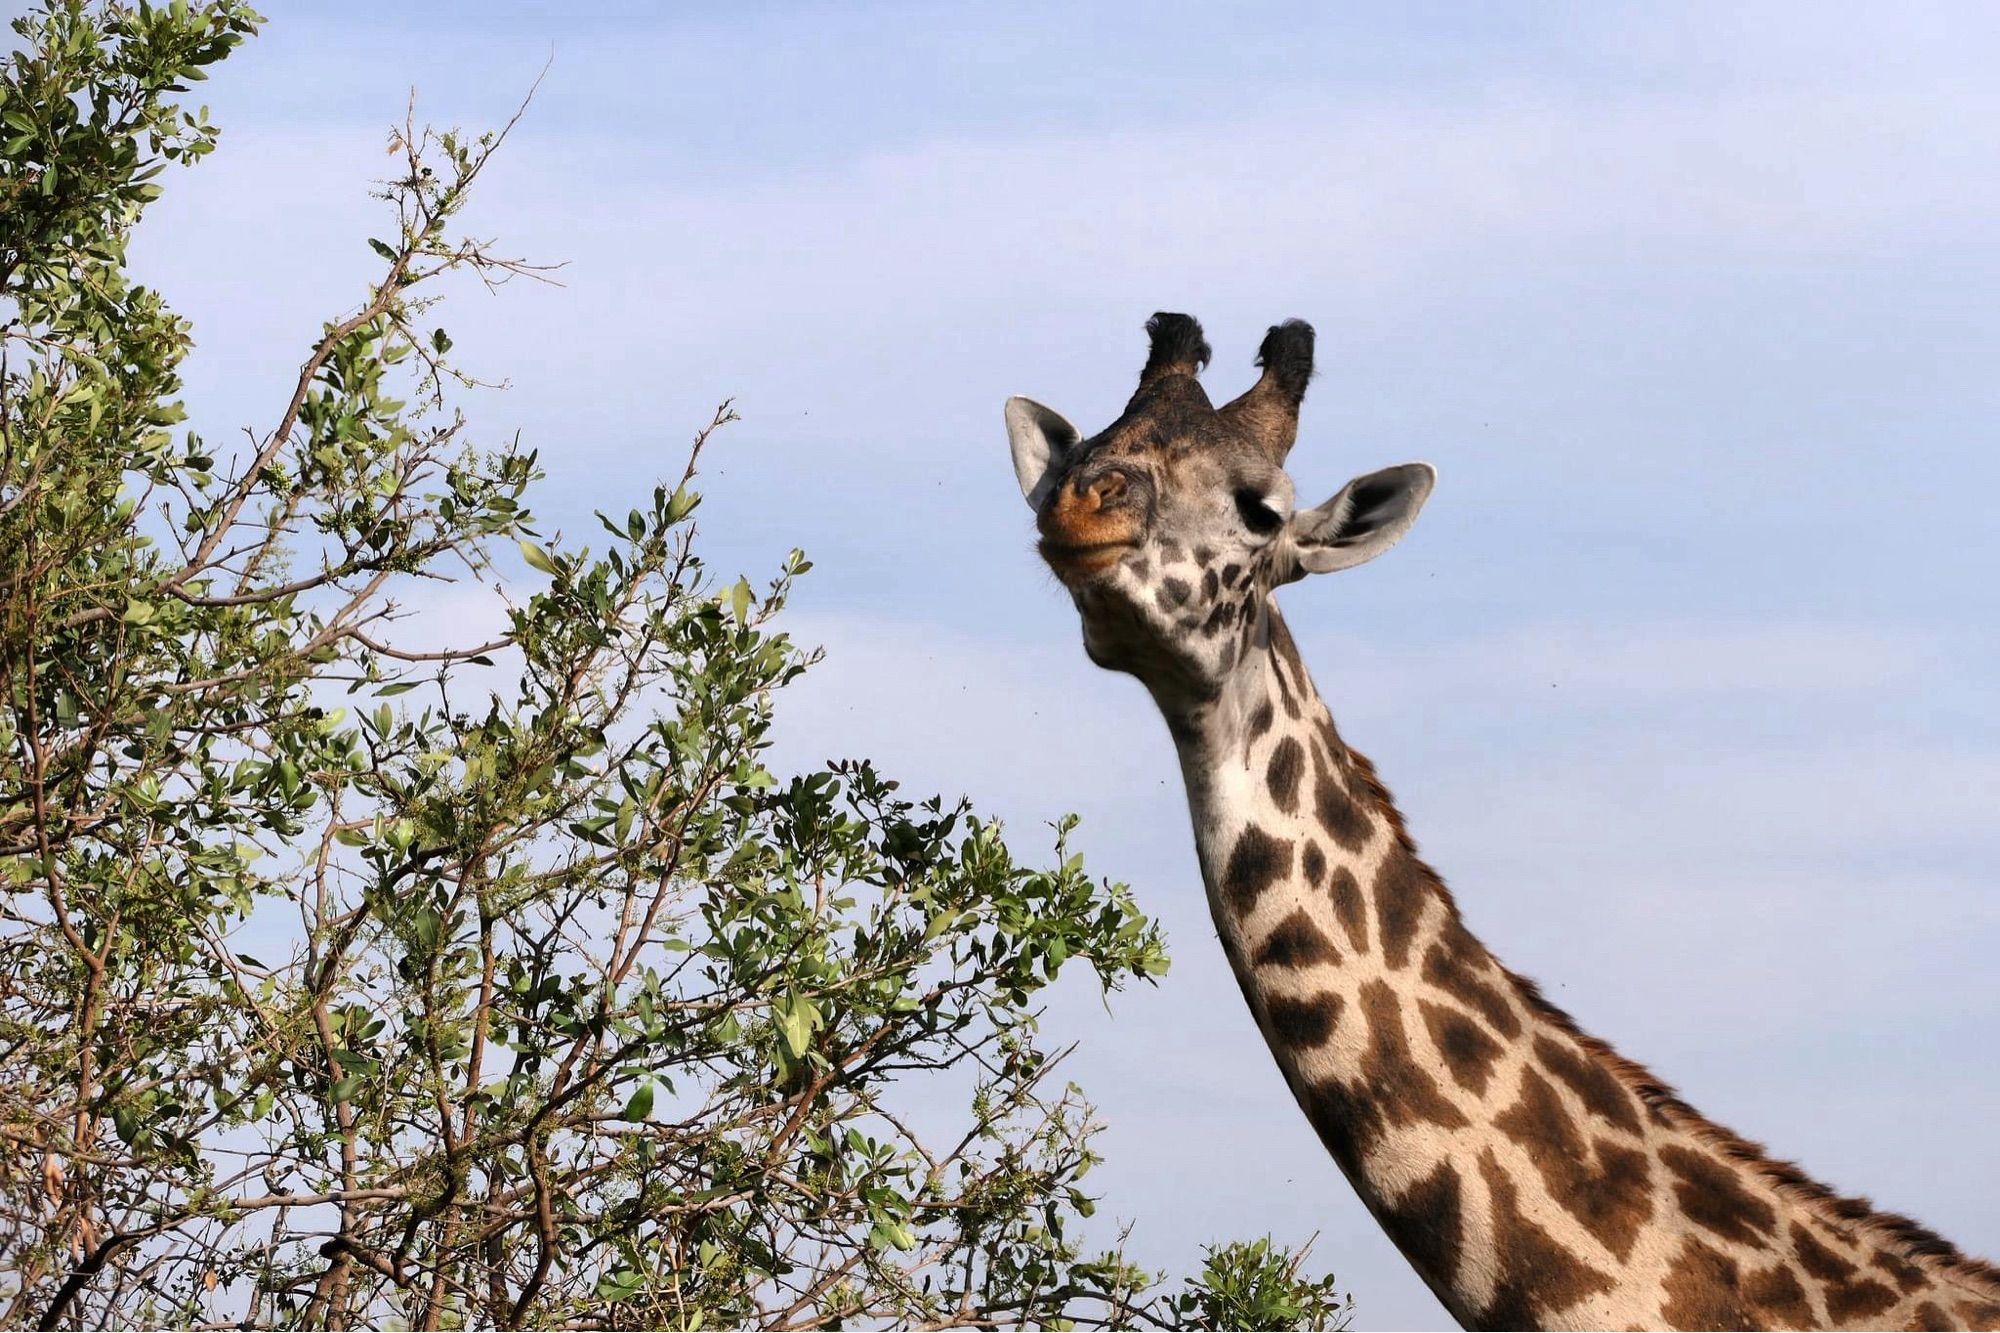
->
xmin=79 ymin=2 xmax=2000 ymax=1325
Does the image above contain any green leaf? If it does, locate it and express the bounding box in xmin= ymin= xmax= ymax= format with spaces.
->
xmin=519 ymin=540 xmax=559 ymax=576
xmin=869 ymin=1220 xmax=916 ymax=1251
xmin=0 ymin=12 xmax=1270 ymax=1319
xmin=776 ymin=992 xmax=817 ymax=1059
xmin=595 ymin=1269 xmax=643 ymax=1302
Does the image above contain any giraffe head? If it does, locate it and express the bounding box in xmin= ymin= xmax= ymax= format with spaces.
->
xmin=1006 ymin=312 xmax=1436 ymax=703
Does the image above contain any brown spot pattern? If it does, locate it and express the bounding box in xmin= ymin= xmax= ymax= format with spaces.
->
xmin=1380 ymin=1160 xmax=1465 ymax=1294
xmin=1313 ymin=716 xmax=1341 ymax=767
xmin=1221 ymin=825 xmax=1292 ymax=917
xmin=1473 ymin=1148 xmax=1615 ymax=1331
xmin=1911 ymin=1301 xmax=1954 ymax=1330
xmin=1265 ymin=737 xmax=1304 ymax=813
xmin=1741 ymin=1261 xmax=1815 ymax=1329
xmin=1265 ymin=990 xmax=1341 ymax=1050
xmin=1311 ymin=745 xmax=1371 ymax=851
xmin=1493 ymin=1066 xmax=1653 ymax=1260
xmin=1661 ymin=1144 xmax=1777 ymax=1246
xmin=1952 ymin=1300 xmax=2000 ymax=1331
xmin=1251 ymin=908 xmax=1340 ymax=970
xmin=1534 ymin=1033 xmax=1643 ymax=1136
xmin=1824 ymin=1276 xmax=1898 ymax=1325
xmin=1419 ymin=999 xmax=1505 ymax=1097
xmin=1792 ymin=1222 xmax=1857 ymax=1281
xmin=1271 ymin=614 xmax=1308 ymax=680
xmin=1299 ymin=980 xmax=1469 ymax=1180
xmin=1271 ymin=645 xmax=1301 ymax=717
xmin=1781 ymin=1228 xmax=1902 ymax=1327
xmin=1663 ymin=1244 xmax=1862 ymax=1332
xmin=1350 ymin=979 xmax=1471 ymax=1134
xmin=1302 ymin=718 xmax=1337 ymax=774
xmin=1301 ymin=840 xmax=1327 ymax=888
xmin=1421 ymin=917 xmax=1521 ymax=1039
xmin=1298 ymin=1074 xmax=1371 ymax=1178
xmin=1873 ymin=1247 xmax=1927 ymax=1295
xmin=1659 ymin=1236 xmax=1749 ymax=1331
xmin=1373 ymin=846 xmax=1430 ymax=970
xmin=1325 ymin=865 xmax=1369 ymax=953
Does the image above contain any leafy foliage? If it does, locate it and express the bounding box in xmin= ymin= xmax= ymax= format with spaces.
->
xmin=0 ymin=3 xmax=1352 ymax=1328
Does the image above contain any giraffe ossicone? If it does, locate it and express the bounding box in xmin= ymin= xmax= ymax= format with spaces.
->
xmin=1004 ymin=312 xmax=2000 ymax=1331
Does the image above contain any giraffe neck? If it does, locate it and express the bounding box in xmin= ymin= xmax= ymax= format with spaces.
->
xmin=1156 ymin=605 xmax=2000 ymax=1331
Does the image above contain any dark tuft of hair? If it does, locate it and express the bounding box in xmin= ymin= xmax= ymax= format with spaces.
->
xmin=1255 ymin=319 xmax=1316 ymax=399
xmin=1142 ymin=311 xmax=1212 ymax=380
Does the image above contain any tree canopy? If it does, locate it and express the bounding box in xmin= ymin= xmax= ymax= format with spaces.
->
xmin=0 ymin=4 xmax=1349 ymax=1328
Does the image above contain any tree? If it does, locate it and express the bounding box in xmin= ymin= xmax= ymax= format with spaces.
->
xmin=0 ymin=4 xmax=1351 ymax=1328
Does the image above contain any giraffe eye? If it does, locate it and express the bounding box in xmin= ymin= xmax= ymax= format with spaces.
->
xmin=1234 ymin=488 xmax=1285 ymax=536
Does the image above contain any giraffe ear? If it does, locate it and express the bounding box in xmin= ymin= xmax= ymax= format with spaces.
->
xmin=1005 ymin=396 xmax=1081 ymax=510
xmin=1288 ymin=463 xmax=1436 ymax=575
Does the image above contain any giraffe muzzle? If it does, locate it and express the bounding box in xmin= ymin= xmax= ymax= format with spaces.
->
xmin=1038 ymin=465 xmax=1150 ymax=578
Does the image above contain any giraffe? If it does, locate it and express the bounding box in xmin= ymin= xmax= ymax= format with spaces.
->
xmin=1002 ymin=313 xmax=2000 ymax=1331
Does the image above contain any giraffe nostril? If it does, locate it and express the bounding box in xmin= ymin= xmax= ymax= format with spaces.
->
xmin=1084 ymin=468 xmax=1131 ymax=510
